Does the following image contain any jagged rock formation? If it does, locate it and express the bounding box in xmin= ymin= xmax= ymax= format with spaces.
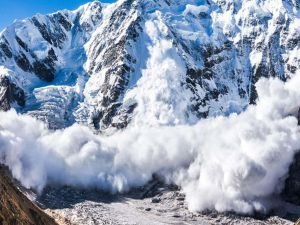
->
xmin=0 ymin=74 xmax=25 ymax=111
xmin=0 ymin=0 xmax=298 ymax=130
xmin=0 ymin=166 xmax=57 ymax=225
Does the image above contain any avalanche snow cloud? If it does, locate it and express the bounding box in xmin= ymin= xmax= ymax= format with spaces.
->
xmin=1 ymin=73 xmax=300 ymax=214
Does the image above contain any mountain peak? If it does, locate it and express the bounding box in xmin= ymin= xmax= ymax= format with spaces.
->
xmin=75 ymin=0 xmax=102 ymax=14
xmin=0 ymin=0 xmax=298 ymax=129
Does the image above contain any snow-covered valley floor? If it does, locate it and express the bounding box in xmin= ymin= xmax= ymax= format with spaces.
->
xmin=37 ymin=180 xmax=298 ymax=225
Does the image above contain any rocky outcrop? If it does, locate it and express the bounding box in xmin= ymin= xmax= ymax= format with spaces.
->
xmin=0 ymin=75 xmax=25 ymax=111
xmin=283 ymin=152 xmax=300 ymax=204
xmin=282 ymin=110 xmax=300 ymax=204
xmin=0 ymin=166 xmax=57 ymax=225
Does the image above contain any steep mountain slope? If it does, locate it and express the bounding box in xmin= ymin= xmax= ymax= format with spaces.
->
xmin=83 ymin=0 xmax=300 ymax=129
xmin=0 ymin=0 xmax=299 ymax=131
xmin=0 ymin=166 xmax=57 ymax=225
xmin=0 ymin=1 xmax=102 ymax=128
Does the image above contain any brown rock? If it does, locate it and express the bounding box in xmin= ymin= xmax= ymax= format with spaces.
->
xmin=0 ymin=166 xmax=57 ymax=225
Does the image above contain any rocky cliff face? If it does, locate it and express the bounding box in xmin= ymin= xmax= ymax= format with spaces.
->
xmin=0 ymin=71 xmax=25 ymax=111
xmin=0 ymin=0 xmax=299 ymax=130
xmin=0 ymin=166 xmax=57 ymax=225
xmin=283 ymin=152 xmax=300 ymax=204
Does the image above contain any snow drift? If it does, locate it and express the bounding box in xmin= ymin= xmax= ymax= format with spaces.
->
xmin=1 ymin=73 xmax=300 ymax=214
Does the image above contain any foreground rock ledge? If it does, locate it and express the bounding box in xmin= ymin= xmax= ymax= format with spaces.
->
xmin=0 ymin=166 xmax=57 ymax=225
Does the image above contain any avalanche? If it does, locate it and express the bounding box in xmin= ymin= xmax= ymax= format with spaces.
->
xmin=1 ymin=73 xmax=300 ymax=214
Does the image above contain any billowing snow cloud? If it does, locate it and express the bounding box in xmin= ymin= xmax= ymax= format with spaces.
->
xmin=1 ymin=73 xmax=300 ymax=214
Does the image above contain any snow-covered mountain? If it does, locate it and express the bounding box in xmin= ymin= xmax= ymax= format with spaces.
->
xmin=0 ymin=0 xmax=299 ymax=130
xmin=0 ymin=2 xmax=103 ymax=128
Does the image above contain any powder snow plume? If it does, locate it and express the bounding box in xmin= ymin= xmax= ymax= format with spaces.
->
xmin=1 ymin=73 xmax=300 ymax=214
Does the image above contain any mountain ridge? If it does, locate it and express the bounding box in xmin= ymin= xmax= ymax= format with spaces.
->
xmin=0 ymin=0 xmax=299 ymax=131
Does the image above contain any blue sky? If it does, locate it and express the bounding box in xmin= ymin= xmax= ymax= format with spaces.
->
xmin=0 ymin=0 xmax=115 ymax=30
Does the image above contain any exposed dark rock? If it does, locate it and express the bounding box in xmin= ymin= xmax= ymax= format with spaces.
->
xmin=47 ymin=48 xmax=57 ymax=62
xmin=31 ymin=13 xmax=69 ymax=49
xmin=16 ymin=36 xmax=29 ymax=52
xmin=14 ymin=53 xmax=32 ymax=72
xmin=0 ymin=76 xmax=25 ymax=111
xmin=32 ymin=17 xmax=54 ymax=46
xmin=185 ymin=39 xmax=234 ymax=117
xmin=282 ymin=152 xmax=300 ymax=204
xmin=152 ymin=198 xmax=161 ymax=203
xmin=32 ymin=61 xmax=55 ymax=82
xmin=282 ymin=111 xmax=300 ymax=204
xmin=0 ymin=39 xmax=13 ymax=59
xmin=53 ymin=13 xmax=72 ymax=31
